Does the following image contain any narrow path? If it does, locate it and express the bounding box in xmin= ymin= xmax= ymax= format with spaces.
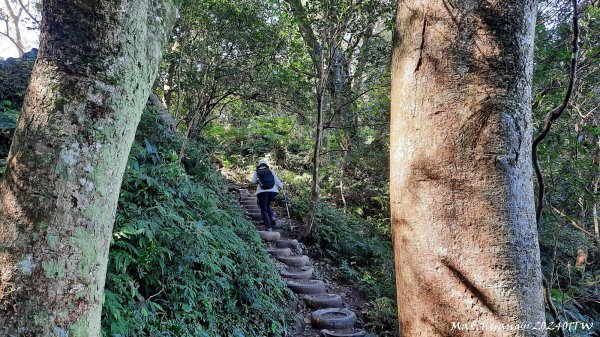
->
xmin=236 ymin=188 xmax=369 ymax=337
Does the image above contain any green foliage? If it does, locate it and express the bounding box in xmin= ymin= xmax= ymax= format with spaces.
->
xmin=0 ymin=158 xmax=6 ymax=177
xmin=158 ymin=0 xmax=293 ymax=135
xmin=205 ymin=113 xmax=311 ymax=170
xmin=101 ymin=109 xmax=293 ymax=336
xmin=363 ymin=297 xmax=398 ymax=336
xmin=0 ymin=49 xmax=36 ymax=158
xmin=532 ymin=2 xmax=600 ymax=326
xmin=538 ymin=218 xmax=600 ymax=334
xmin=0 ymin=100 xmax=18 ymax=129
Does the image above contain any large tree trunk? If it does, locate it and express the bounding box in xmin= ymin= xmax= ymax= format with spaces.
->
xmin=390 ymin=1 xmax=545 ymax=336
xmin=0 ymin=1 xmax=176 ymax=335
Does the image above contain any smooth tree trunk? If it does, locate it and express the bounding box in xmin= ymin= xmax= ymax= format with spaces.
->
xmin=0 ymin=1 xmax=177 ymax=335
xmin=390 ymin=1 xmax=545 ymax=336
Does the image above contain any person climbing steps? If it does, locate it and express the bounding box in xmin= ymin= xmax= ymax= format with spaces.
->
xmin=251 ymin=159 xmax=284 ymax=231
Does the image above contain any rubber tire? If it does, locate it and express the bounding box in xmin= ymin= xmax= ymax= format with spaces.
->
xmin=280 ymin=266 xmax=313 ymax=279
xmin=278 ymin=255 xmax=310 ymax=267
xmin=258 ymin=231 xmax=280 ymax=241
xmin=320 ymin=329 xmax=367 ymax=337
xmin=311 ymin=308 xmax=357 ymax=330
xmin=286 ymin=279 xmax=326 ymax=294
xmin=276 ymin=239 xmax=299 ymax=249
xmin=304 ymin=293 xmax=343 ymax=309
xmin=267 ymin=247 xmax=292 ymax=257
xmin=257 ymin=221 xmax=282 ymax=229
xmin=248 ymin=213 xmax=262 ymax=221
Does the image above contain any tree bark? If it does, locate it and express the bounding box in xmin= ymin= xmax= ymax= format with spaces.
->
xmin=594 ymin=164 xmax=599 ymax=238
xmin=302 ymin=88 xmax=325 ymax=239
xmin=0 ymin=1 xmax=177 ymax=335
xmin=390 ymin=1 xmax=545 ymax=336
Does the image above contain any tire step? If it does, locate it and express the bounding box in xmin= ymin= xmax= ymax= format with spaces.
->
xmin=276 ymin=239 xmax=299 ymax=249
xmin=258 ymin=231 xmax=281 ymax=241
xmin=280 ymin=266 xmax=314 ymax=279
xmin=304 ymin=293 xmax=343 ymax=309
xmin=286 ymin=279 xmax=326 ymax=294
xmin=238 ymin=192 xmax=362 ymax=335
xmin=320 ymin=328 xmax=367 ymax=337
xmin=278 ymin=255 xmax=310 ymax=267
xmin=255 ymin=225 xmax=284 ymax=233
xmin=255 ymin=222 xmax=283 ymax=229
xmin=267 ymin=247 xmax=292 ymax=258
xmin=310 ymin=308 xmax=357 ymax=330
xmin=247 ymin=213 xmax=262 ymax=220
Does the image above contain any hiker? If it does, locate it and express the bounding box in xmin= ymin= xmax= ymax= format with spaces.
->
xmin=251 ymin=159 xmax=283 ymax=231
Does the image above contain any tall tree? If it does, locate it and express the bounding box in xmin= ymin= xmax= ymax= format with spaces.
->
xmin=0 ymin=0 xmax=177 ymax=335
xmin=390 ymin=1 xmax=545 ymax=335
xmin=283 ymin=0 xmax=393 ymax=238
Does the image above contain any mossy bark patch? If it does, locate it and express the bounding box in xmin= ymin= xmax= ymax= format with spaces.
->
xmin=0 ymin=0 xmax=178 ymax=335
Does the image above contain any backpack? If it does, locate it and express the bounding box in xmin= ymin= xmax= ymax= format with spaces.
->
xmin=256 ymin=165 xmax=275 ymax=189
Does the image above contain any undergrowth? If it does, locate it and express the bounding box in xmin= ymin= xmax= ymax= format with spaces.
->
xmin=101 ymin=108 xmax=294 ymax=336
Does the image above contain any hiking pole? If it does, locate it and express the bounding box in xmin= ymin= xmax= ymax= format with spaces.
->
xmin=282 ymin=186 xmax=292 ymax=228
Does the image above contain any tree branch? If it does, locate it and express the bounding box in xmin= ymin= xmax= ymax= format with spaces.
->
xmin=17 ymin=0 xmax=39 ymax=26
xmin=550 ymin=205 xmax=598 ymax=240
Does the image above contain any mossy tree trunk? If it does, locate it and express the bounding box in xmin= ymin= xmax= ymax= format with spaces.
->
xmin=390 ymin=1 xmax=545 ymax=336
xmin=0 ymin=1 xmax=177 ymax=335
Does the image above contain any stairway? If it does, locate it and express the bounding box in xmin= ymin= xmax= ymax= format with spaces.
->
xmin=237 ymin=188 xmax=368 ymax=337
